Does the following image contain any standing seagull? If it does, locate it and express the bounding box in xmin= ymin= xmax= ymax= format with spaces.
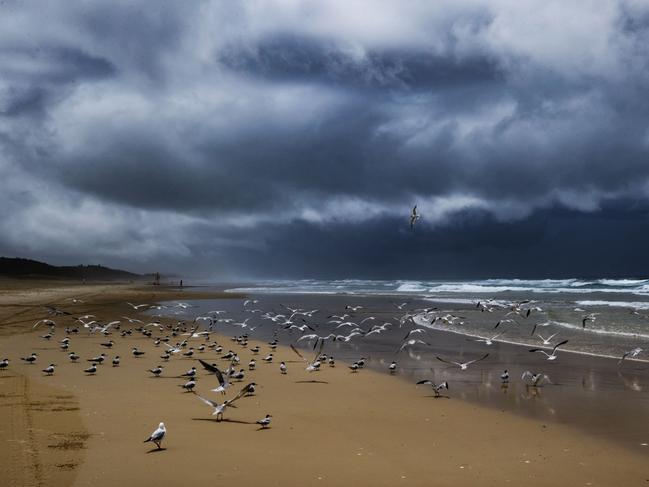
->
xmin=21 ymin=353 xmax=38 ymax=364
xmin=410 ymin=205 xmax=420 ymax=230
xmin=0 ymin=358 xmax=9 ymax=370
xmin=529 ymin=340 xmax=569 ymax=361
xmin=42 ymin=364 xmax=56 ymax=376
xmin=436 ymin=353 xmax=489 ymax=370
xmin=143 ymin=422 xmax=166 ymax=450
xmin=256 ymin=414 xmax=272 ymax=429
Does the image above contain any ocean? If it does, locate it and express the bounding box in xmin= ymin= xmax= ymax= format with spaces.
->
xmin=215 ymin=278 xmax=649 ymax=361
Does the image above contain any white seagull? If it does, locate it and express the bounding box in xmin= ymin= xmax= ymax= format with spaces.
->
xmin=143 ymin=422 xmax=166 ymax=450
xmin=436 ymin=353 xmax=490 ymax=370
xmin=529 ymin=339 xmax=569 ymax=361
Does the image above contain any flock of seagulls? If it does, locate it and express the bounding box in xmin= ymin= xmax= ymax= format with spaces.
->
xmin=2 ymin=287 xmax=647 ymax=453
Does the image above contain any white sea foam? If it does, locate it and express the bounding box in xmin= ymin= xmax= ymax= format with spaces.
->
xmin=575 ymin=300 xmax=649 ymax=310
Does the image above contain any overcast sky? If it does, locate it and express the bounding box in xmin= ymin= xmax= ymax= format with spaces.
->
xmin=1 ymin=1 xmax=649 ymax=279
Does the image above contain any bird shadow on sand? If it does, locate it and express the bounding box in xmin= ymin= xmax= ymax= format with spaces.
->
xmin=191 ymin=418 xmax=253 ymax=425
xmin=425 ymin=395 xmax=450 ymax=399
xmin=256 ymin=427 xmax=271 ymax=432
xmin=294 ymin=380 xmax=329 ymax=384
xmin=146 ymin=447 xmax=167 ymax=454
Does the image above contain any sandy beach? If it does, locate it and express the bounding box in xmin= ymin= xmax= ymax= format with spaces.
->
xmin=1 ymin=280 xmax=648 ymax=487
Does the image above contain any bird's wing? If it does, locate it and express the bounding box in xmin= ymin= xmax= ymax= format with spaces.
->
xmin=312 ymin=338 xmax=325 ymax=358
xmin=198 ymin=359 xmax=225 ymax=386
xmin=436 ymin=356 xmax=459 ymax=366
xmin=290 ymin=344 xmax=306 ymax=362
xmin=195 ymin=393 xmax=218 ymax=408
xmin=466 ymin=353 xmax=490 ymax=365
xmin=229 ymin=385 xmax=250 ymax=404
xmin=552 ymin=339 xmax=569 ymax=353
xmin=416 ymin=379 xmax=434 ymax=385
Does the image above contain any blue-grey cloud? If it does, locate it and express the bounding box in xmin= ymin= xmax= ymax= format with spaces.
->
xmin=1 ymin=0 xmax=649 ymax=278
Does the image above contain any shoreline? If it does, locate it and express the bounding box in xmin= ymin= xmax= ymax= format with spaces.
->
xmin=1 ymin=280 xmax=648 ymax=486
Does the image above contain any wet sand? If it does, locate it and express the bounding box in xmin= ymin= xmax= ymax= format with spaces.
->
xmin=1 ymin=280 xmax=648 ymax=486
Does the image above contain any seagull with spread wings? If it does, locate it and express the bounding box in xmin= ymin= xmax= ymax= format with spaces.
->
xmin=436 ymin=353 xmax=489 ymax=370
xmin=529 ymin=339 xmax=569 ymax=361
xmin=193 ymin=385 xmax=249 ymax=421
xmin=410 ymin=205 xmax=420 ymax=230
xmin=416 ymin=379 xmax=449 ymax=397
xmin=198 ymin=359 xmax=231 ymax=394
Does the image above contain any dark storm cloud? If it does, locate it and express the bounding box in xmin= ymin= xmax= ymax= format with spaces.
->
xmin=217 ymin=33 xmax=503 ymax=90
xmin=1 ymin=0 xmax=649 ymax=278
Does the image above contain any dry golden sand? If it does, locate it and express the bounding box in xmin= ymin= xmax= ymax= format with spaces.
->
xmin=0 ymin=280 xmax=647 ymax=487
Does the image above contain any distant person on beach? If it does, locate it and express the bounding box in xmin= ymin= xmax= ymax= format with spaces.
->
xmin=180 ymin=280 xmax=183 ymax=287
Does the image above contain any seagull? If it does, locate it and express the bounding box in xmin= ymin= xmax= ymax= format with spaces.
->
xmin=248 ymin=359 xmax=256 ymax=370
xmin=84 ymin=364 xmax=97 ymax=375
xmin=397 ymin=338 xmax=431 ymax=353
xmin=290 ymin=340 xmax=325 ymax=372
xmin=388 ymin=361 xmax=397 ymax=374
xmin=21 ymin=353 xmax=38 ymax=364
xmin=280 ymin=362 xmax=287 ymax=374
xmin=0 ymin=358 xmax=9 ymax=370
xmin=112 ymin=356 xmax=120 ymax=367
xmin=88 ymin=353 xmax=106 ymax=364
xmin=521 ymin=371 xmax=551 ymax=386
xmin=42 ymin=363 xmax=56 ymax=375
xmin=68 ymin=352 xmax=80 ymax=362
xmin=469 ymin=332 xmax=503 ymax=346
xmin=535 ymin=332 xmax=559 ymax=346
xmin=132 ymin=348 xmax=145 ymax=357
xmin=250 ymin=346 xmax=260 ymax=354
xmin=180 ymin=379 xmax=196 ymax=392
xmin=198 ymin=360 xmax=230 ymax=394
xmin=100 ymin=340 xmax=114 ymax=348
xmin=256 ymin=414 xmax=272 ymax=429
xmin=529 ymin=340 xmax=569 ymax=361
xmin=143 ymin=422 xmax=166 ymax=450
xmin=122 ymin=316 xmax=143 ymax=324
xmin=193 ymin=386 xmax=248 ymax=421
xmin=416 ymin=380 xmax=449 ymax=397
xmin=231 ymin=369 xmax=245 ymax=381
xmin=33 ymin=319 xmax=56 ymax=328
xmin=127 ymin=302 xmax=149 ymax=310
xmin=241 ymin=382 xmax=257 ymax=396
xmin=500 ymin=370 xmax=510 ymax=383
xmin=345 ymin=305 xmax=363 ymax=312
xmin=618 ymin=347 xmax=643 ymax=366
xmin=181 ymin=367 xmax=197 ymax=378
xmin=149 ymin=365 xmax=164 ymax=377
xmin=582 ymin=313 xmax=598 ymax=328
xmin=436 ymin=353 xmax=489 ymax=370
xmin=263 ymin=354 xmax=273 ymax=363
xmin=410 ymin=205 xmax=420 ymax=230
xmin=349 ymin=363 xmax=360 ymax=372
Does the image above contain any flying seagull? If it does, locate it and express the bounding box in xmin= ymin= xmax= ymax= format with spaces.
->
xmin=198 ymin=359 xmax=230 ymax=395
xmin=410 ymin=205 xmax=420 ymax=230
xmin=618 ymin=347 xmax=643 ymax=366
xmin=529 ymin=339 xmax=569 ymax=361
xmin=193 ymin=386 xmax=248 ymax=421
xmin=522 ymin=371 xmax=551 ymax=387
xmin=436 ymin=353 xmax=489 ymax=370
